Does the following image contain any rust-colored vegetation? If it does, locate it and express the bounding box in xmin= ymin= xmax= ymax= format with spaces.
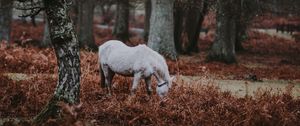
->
xmin=0 ymin=17 xmax=300 ymax=125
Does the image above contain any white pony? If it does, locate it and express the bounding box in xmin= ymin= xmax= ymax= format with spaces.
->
xmin=98 ymin=40 xmax=174 ymax=98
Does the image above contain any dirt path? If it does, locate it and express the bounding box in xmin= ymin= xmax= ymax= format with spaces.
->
xmin=179 ymin=75 xmax=300 ymax=98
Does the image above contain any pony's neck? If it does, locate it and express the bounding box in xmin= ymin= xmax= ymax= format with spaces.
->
xmin=155 ymin=69 xmax=170 ymax=84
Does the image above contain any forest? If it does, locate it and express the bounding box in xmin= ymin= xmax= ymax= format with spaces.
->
xmin=0 ymin=0 xmax=300 ymax=125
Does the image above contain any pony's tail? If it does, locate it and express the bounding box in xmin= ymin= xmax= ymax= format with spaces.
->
xmin=100 ymin=65 xmax=106 ymax=88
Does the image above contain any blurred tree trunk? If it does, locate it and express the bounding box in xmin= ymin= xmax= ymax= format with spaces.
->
xmin=235 ymin=0 xmax=244 ymax=52
xmin=185 ymin=0 xmax=208 ymax=54
xmin=113 ymin=0 xmax=129 ymax=42
xmin=144 ymin=0 xmax=151 ymax=42
xmin=206 ymin=0 xmax=237 ymax=64
xmin=148 ymin=0 xmax=177 ymax=59
xmin=235 ymin=0 xmax=258 ymax=52
xmin=41 ymin=17 xmax=52 ymax=47
xmin=71 ymin=0 xmax=79 ymax=26
xmin=173 ymin=5 xmax=184 ymax=54
xmin=99 ymin=1 xmax=114 ymax=25
xmin=34 ymin=0 xmax=81 ymax=124
xmin=0 ymin=0 xmax=13 ymax=43
xmin=235 ymin=23 xmax=246 ymax=52
xmin=77 ymin=0 xmax=97 ymax=51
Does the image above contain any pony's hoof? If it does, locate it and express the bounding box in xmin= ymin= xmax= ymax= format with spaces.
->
xmin=131 ymin=89 xmax=136 ymax=95
xmin=147 ymin=91 xmax=152 ymax=95
xmin=130 ymin=92 xmax=135 ymax=96
xmin=106 ymin=93 xmax=112 ymax=97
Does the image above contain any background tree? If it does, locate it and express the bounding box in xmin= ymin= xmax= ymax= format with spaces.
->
xmin=173 ymin=0 xmax=210 ymax=54
xmin=143 ymin=0 xmax=151 ymax=42
xmin=235 ymin=0 xmax=258 ymax=52
xmin=77 ymin=0 xmax=97 ymax=51
xmin=99 ymin=0 xmax=115 ymax=25
xmin=113 ymin=0 xmax=130 ymax=41
xmin=0 ymin=0 xmax=13 ymax=43
xmin=173 ymin=1 xmax=184 ymax=54
xmin=185 ymin=0 xmax=208 ymax=54
xmin=206 ymin=0 xmax=237 ymax=64
xmin=148 ymin=0 xmax=177 ymax=59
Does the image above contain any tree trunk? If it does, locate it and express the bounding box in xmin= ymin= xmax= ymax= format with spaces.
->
xmin=235 ymin=21 xmax=246 ymax=52
xmin=235 ymin=0 xmax=245 ymax=52
xmin=77 ymin=0 xmax=97 ymax=51
xmin=99 ymin=2 xmax=113 ymax=25
xmin=71 ymin=0 xmax=79 ymax=26
xmin=185 ymin=0 xmax=208 ymax=54
xmin=148 ymin=0 xmax=177 ymax=60
xmin=173 ymin=6 xmax=184 ymax=54
xmin=41 ymin=18 xmax=52 ymax=47
xmin=206 ymin=0 xmax=237 ymax=64
xmin=34 ymin=0 xmax=81 ymax=124
xmin=0 ymin=0 xmax=12 ymax=43
xmin=144 ymin=0 xmax=151 ymax=42
xmin=185 ymin=7 xmax=201 ymax=53
xmin=235 ymin=0 xmax=257 ymax=52
xmin=113 ymin=0 xmax=129 ymax=42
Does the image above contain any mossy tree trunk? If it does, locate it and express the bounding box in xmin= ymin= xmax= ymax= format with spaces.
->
xmin=77 ymin=0 xmax=97 ymax=51
xmin=206 ymin=0 xmax=237 ymax=64
xmin=34 ymin=0 xmax=81 ymax=124
xmin=113 ymin=0 xmax=129 ymax=42
xmin=148 ymin=0 xmax=177 ymax=60
xmin=0 ymin=0 xmax=13 ymax=43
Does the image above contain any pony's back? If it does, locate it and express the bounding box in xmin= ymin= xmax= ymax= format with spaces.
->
xmin=99 ymin=40 xmax=127 ymax=54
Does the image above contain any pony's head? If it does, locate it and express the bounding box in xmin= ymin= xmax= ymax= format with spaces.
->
xmin=156 ymin=76 xmax=176 ymax=98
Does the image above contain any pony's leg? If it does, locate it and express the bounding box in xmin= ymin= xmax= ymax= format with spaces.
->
xmin=145 ymin=76 xmax=152 ymax=95
xmin=99 ymin=64 xmax=106 ymax=88
xmin=107 ymin=70 xmax=115 ymax=96
xmin=102 ymin=65 xmax=114 ymax=96
xmin=131 ymin=72 xmax=141 ymax=95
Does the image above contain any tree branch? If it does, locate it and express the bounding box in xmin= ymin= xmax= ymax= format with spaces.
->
xmin=18 ymin=8 xmax=44 ymax=17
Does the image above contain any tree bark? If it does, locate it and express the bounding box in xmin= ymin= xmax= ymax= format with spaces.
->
xmin=148 ymin=0 xmax=177 ymax=60
xmin=144 ymin=0 xmax=151 ymax=43
xmin=206 ymin=0 xmax=237 ymax=64
xmin=41 ymin=17 xmax=52 ymax=47
xmin=34 ymin=0 xmax=81 ymax=124
xmin=173 ymin=6 xmax=184 ymax=54
xmin=0 ymin=0 xmax=13 ymax=43
xmin=113 ymin=0 xmax=129 ymax=42
xmin=77 ymin=0 xmax=97 ymax=51
xmin=185 ymin=0 xmax=208 ymax=54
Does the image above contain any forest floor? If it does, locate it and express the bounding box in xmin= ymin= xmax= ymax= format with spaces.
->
xmin=0 ymin=18 xmax=300 ymax=125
